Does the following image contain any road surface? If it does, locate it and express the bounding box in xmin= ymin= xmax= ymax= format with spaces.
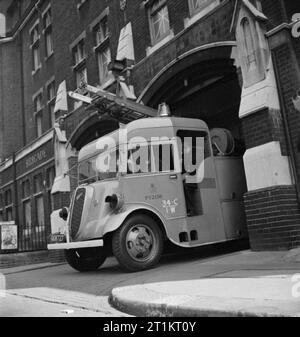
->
xmin=1 ymin=243 xmax=248 ymax=317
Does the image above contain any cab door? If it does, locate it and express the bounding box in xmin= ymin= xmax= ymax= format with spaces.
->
xmin=176 ymin=129 xmax=226 ymax=245
xmin=121 ymin=139 xmax=188 ymax=240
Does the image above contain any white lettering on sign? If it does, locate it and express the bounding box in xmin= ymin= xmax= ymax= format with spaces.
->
xmin=292 ymin=14 xmax=300 ymax=38
xmin=25 ymin=150 xmax=46 ymax=168
xmin=162 ymin=199 xmax=179 ymax=215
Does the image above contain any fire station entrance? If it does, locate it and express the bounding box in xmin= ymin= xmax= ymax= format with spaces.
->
xmin=138 ymin=44 xmax=248 ymax=239
xmin=139 ymin=45 xmax=243 ymax=146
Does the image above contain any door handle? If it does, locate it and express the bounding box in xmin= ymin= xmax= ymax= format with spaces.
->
xmin=169 ymin=174 xmax=178 ymax=180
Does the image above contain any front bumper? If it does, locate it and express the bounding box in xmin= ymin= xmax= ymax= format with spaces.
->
xmin=48 ymin=239 xmax=104 ymax=250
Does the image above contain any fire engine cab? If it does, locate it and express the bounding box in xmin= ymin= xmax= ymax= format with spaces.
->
xmin=48 ymin=87 xmax=248 ymax=272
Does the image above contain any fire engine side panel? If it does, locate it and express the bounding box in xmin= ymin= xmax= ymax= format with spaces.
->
xmin=214 ymin=157 xmax=248 ymax=240
xmin=121 ymin=172 xmax=189 ymax=245
xmin=184 ymin=157 xmax=227 ymax=246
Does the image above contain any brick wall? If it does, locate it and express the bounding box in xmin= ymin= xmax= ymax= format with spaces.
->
xmin=0 ymin=40 xmax=23 ymax=158
xmin=241 ymin=108 xmax=287 ymax=155
xmin=272 ymin=43 xmax=300 ymax=180
xmin=132 ymin=0 xmax=235 ymax=98
xmin=262 ymin=0 xmax=286 ymax=30
xmin=244 ymin=186 xmax=300 ymax=250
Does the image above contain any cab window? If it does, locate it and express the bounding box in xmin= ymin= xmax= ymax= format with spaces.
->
xmin=177 ymin=130 xmax=210 ymax=174
xmin=127 ymin=142 xmax=175 ymax=175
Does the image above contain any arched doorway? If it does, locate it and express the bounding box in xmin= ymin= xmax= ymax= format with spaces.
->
xmin=138 ymin=44 xmax=243 ymax=141
xmin=138 ymin=44 xmax=248 ymax=238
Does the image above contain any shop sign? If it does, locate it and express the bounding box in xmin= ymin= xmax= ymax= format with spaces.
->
xmin=0 ymin=222 xmax=18 ymax=250
xmin=16 ymin=140 xmax=54 ymax=176
xmin=25 ymin=149 xmax=47 ymax=169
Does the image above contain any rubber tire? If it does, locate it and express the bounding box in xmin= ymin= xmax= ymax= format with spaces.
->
xmin=64 ymin=247 xmax=107 ymax=272
xmin=112 ymin=214 xmax=164 ymax=272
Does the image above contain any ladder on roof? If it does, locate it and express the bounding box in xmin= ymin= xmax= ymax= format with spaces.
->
xmin=68 ymin=83 xmax=158 ymax=124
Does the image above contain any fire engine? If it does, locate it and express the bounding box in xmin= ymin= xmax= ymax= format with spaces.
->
xmin=48 ymin=86 xmax=248 ymax=272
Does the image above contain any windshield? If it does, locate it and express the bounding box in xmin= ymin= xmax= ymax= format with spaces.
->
xmin=78 ymin=150 xmax=119 ymax=184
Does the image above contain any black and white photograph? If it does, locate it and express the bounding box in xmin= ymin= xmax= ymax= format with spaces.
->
xmin=0 ymin=0 xmax=300 ymax=324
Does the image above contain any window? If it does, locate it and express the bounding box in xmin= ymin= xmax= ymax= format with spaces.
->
xmin=242 ymin=18 xmax=256 ymax=70
xmin=79 ymin=151 xmax=118 ymax=184
xmin=47 ymin=80 xmax=56 ymax=126
xmin=76 ymin=66 xmax=87 ymax=89
xmin=189 ymin=0 xmax=216 ymax=15
xmin=149 ymin=0 xmax=170 ymax=45
xmin=177 ymin=130 xmax=210 ymax=175
xmin=22 ymin=180 xmax=31 ymax=199
xmin=22 ymin=180 xmax=31 ymax=231
xmin=43 ymin=7 xmax=53 ymax=58
xmin=127 ymin=142 xmax=175 ymax=175
xmin=46 ymin=167 xmax=55 ymax=213
xmin=73 ymin=39 xmax=86 ymax=66
xmin=94 ymin=16 xmax=109 ymax=46
xmin=4 ymin=189 xmax=13 ymax=221
xmin=34 ymin=174 xmax=45 ymax=229
xmin=72 ymin=38 xmax=87 ymax=92
xmin=30 ymin=22 xmax=41 ymax=72
xmin=97 ymin=47 xmax=111 ymax=85
xmin=33 ymin=92 xmax=43 ymax=138
xmin=93 ymin=14 xmax=112 ymax=86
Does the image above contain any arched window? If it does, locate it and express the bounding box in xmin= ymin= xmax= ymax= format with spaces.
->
xmin=241 ymin=18 xmax=256 ymax=70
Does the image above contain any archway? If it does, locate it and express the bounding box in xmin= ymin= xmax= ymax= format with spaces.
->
xmin=138 ymin=44 xmax=242 ymax=140
xmin=67 ymin=112 xmax=119 ymax=151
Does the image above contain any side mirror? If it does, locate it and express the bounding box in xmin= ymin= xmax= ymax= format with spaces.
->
xmin=59 ymin=207 xmax=68 ymax=221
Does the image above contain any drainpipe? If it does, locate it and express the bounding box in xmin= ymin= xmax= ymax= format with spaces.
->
xmin=271 ymin=51 xmax=300 ymax=206
xmin=12 ymin=152 xmax=19 ymax=228
xmin=18 ymin=34 xmax=26 ymax=147
xmin=17 ymin=1 xmax=26 ymax=147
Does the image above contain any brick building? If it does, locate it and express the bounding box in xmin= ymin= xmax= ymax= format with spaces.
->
xmin=0 ymin=0 xmax=299 ymax=257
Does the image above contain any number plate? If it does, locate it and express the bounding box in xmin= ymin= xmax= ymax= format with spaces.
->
xmin=50 ymin=234 xmax=66 ymax=243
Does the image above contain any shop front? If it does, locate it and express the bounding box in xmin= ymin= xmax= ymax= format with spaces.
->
xmin=0 ymin=131 xmax=55 ymax=254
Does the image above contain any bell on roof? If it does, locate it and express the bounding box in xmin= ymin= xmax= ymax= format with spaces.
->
xmin=158 ymin=102 xmax=171 ymax=117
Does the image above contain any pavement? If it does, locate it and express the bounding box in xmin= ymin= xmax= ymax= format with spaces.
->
xmin=1 ymin=246 xmax=300 ymax=317
xmin=109 ymin=249 xmax=300 ymax=317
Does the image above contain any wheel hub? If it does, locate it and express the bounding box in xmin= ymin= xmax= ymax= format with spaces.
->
xmin=126 ymin=225 xmax=155 ymax=261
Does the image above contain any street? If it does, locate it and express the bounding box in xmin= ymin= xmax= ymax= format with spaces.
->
xmin=0 ymin=243 xmax=251 ymax=317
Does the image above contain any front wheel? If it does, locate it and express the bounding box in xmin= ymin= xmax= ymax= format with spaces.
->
xmin=112 ymin=214 xmax=164 ymax=272
xmin=65 ymin=247 xmax=107 ymax=272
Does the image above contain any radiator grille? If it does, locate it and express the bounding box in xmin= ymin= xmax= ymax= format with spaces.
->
xmin=70 ymin=188 xmax=86 ymax=240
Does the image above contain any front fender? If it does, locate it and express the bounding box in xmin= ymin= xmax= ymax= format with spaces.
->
xmin=102 ymin=204 xmax=166 ymax=237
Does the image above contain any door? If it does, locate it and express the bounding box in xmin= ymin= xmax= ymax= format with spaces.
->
xmin=122 ymin=139 xmax=189 ymax=242
xmin=176 ymin=129 xmax=226 ymax=245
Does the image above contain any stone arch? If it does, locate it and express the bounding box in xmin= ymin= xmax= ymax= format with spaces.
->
xmin=67 ymin=112 xmax=119 ymax=151
xmin=137 ymin=42 xmax=242 ymax=137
